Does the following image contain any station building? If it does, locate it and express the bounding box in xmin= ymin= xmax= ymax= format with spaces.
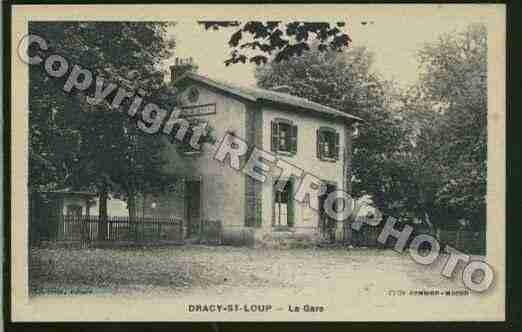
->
xmin=143 ymin=59 xmax=362 ymax=242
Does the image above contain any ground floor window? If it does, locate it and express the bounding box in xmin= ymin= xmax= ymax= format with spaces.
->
xmin=273 ymin=179 xmax=294 ymax=228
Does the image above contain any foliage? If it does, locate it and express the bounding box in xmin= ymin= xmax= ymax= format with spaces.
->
xmin=199 ymin=21 xmax=351 ymax=66
xmin=28 ymin=22 xmax=178 ymax=220
xmin=405 ymin=23 xmax=487 ymax=230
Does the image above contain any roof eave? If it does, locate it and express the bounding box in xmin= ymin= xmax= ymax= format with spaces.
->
xmin=172 ymin=72 xmax=257 ymax=102
xmin=174 ymin=72 xmax=365 ymax=123
xmin=258 ymin=97 xmax=364 ymax=124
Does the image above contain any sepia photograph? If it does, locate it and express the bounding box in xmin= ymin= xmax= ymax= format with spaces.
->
xmin=8 ymin=4 xmax=505 ymax=322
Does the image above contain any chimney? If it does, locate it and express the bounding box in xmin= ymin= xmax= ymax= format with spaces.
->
xmin=170 ymin=57 xmax=198 ymax=83
xmin=270 ymin=85 xmax=293 ymax=94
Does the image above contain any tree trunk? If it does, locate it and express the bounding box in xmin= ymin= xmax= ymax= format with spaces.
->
xmin=127 ymin=190 xmax=138 ymax=240
xmin=98 ymin=187 xmax=108 ymax=241
xmin=128 ymin=191 xmax=137 ymax=223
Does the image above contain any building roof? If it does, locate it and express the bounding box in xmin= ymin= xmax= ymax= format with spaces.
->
xmin=174 ymin=72 xmax=364 ymax=124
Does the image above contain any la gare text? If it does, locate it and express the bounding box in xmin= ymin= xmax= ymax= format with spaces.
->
xmin=288 ymin=304 xmax=325 ymax=313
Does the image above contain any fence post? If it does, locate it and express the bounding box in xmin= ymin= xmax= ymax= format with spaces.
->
xmin=80 ymin=216 xmax=85 ymax=246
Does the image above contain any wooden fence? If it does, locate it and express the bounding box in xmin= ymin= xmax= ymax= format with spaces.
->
xmin=30 ymin=215 xmax=229 ymax=247
xmin=31 ymin=215 xmax=485 ymax=253
xmin=340 ymin=222 xmax=486 ymax=254
xmin=50 ymin=215 xmax=184 ymax=244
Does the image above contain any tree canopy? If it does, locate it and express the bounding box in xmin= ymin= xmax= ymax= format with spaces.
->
xmin=404 ymin=23 xmax=487 ymax=230
xmin=28 ymin=22 xmax=179 ymax=223
xmin=199 ymin=21 xmax=351 ymax=65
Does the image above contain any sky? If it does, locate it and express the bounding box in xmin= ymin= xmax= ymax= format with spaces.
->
xmin=164 ymin=15 xmax=487 ymax=88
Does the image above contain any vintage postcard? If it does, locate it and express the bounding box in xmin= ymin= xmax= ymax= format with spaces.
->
xmin=9 ymin=4 xmax=505 ymax=321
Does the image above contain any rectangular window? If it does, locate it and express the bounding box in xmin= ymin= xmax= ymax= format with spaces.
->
xmin=271 ymin=119 xmax=297 ymax=155
xmin=172 ymin=123 xmax=202 ymax=155
xmin=317 ymin=127 xmax=340 ymax=161
xmin=273 ymin=179 xmax=294 ymax=228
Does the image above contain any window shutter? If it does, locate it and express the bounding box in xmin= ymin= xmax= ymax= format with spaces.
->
xmin=290 ymin=124 xmax=298 ymax=154
xmin=334 ymin=132 xmax=340 ymax=160
xmin=271 ymin=121 xmax=279 ymax=152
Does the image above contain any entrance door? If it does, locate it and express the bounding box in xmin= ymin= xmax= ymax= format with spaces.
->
xmin=319 ymin=183 xmax=337 ymax=239
xmin=185 ymin=180 xmax=201 ymax=237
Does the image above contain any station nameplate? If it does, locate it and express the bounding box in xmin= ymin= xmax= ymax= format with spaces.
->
xmin=179 ymin=103 xmax=216 ymax=117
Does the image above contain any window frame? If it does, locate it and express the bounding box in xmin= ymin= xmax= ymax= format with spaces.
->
xmin=317 ymin=126 xmax=340 ymax=162
xmin=172 ymin=120 xmax=204 ymax=156
xmin=272 ymin=177 xmax=295 ymax=229
xmin=271 ymin=118 xmax=298 ymax=156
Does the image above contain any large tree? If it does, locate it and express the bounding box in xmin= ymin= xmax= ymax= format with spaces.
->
xmin=404 ymin=23 xmax=487 ymax=230
xmin=28 ymin=22 xmax=176 ymax=228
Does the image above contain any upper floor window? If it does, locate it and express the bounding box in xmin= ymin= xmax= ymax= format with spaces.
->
xmin=170 ymin=119 xmax=205 ymax=155
xmin=271 ymin=118 xmax=297 ymax=155
xmin=175 ymin=126 xmax=201 ymax=155
xmin=317 ymin=127 xmax=340 ymax=161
